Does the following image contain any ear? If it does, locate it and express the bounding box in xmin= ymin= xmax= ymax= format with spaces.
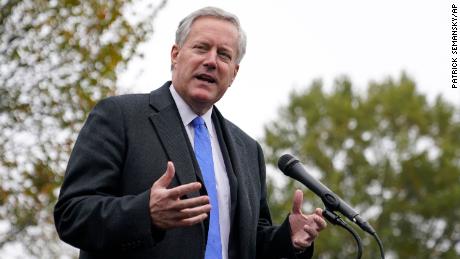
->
xmin=229 ymin=64 xmax=239 ymax=87
xmin=171 ymin=44 xmax=180 ymax=69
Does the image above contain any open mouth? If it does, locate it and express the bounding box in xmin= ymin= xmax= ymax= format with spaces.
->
xmin=195 ymin=74 xmax=217 ymax=84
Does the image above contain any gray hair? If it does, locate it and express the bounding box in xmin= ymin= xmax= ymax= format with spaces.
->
xmin=175 ymin=6 xmax=247 ymax=64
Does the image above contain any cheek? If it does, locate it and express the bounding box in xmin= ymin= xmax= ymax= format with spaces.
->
xmin=176 ymin=63 xmax=194 ymax=80
xmin=219 ymin=66 xmax=235 ymax=82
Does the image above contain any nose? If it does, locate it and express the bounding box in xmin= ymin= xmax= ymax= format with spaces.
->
xmin=203 ymin=50 xmax=217 ymax=70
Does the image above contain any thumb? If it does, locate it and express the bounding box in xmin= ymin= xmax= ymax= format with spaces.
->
xmin=154 ymin=161 xmax=175 ymax=188
xmin=292 ymin=189 xmax=304 ymax=214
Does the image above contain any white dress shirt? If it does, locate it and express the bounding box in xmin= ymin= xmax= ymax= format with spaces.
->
xmin=170 ymin=85 xmax=230 ymax=259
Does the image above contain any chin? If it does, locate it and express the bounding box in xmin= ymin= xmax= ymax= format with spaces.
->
xmin=190 ymin=87 xmax=214 ymax=99
xmin=191 ymin=92 xmax=220 ymax=107
xmin=192 ymin=94 xmax=214 ymax=104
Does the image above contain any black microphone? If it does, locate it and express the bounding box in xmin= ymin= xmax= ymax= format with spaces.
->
xmin=278 ymin=154 xmax=376 ymax=235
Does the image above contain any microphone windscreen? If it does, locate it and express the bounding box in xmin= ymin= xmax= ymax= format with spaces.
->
xmin=278 ymin=154 xmax=298 ymax=172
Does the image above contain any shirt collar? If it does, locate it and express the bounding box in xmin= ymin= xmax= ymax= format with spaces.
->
xmin=170 ymin=84 xmax=213 ymax=127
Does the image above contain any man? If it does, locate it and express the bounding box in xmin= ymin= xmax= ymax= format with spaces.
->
xmin=54 ymin=6 xmax=326 ymax=259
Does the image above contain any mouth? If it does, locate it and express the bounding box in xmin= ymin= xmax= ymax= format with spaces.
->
xmin=195 ymin=73 xmax=217 ymax=84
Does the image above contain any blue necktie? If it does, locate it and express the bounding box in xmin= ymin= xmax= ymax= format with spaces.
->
xmin=191 ymin=117 xmax=222 ymax=259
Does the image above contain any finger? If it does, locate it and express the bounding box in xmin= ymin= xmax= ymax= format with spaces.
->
xmin=293 ymin=239 xmax=309 ymax=250
xmin=303 ymin=224 xmax=318 ymax=239
xmin=177 ymin=213 xmax=208 ymax=227
xmin=292 ymin=189 xmax=303 ymax=214
xmin=168 ymin=182 xmax=202 ymax=198
xmin=312 ymin=215 xmax=327 ymax=230
xmin=315 ymin=207 xmax=324 ymax=217
xmin=154 ymin=162 xmax=175 ymax=188
xmin=176 ymin=204 xmax=211 ymax=220
xmin=173 ymin=195 xmax=210 ymax=210
xmin=153 ymin=203 xmax=210 ymax=225
xmin=153 ymin=211 xmax=208 ymax=229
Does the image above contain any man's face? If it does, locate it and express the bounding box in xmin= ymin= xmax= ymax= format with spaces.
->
xmin=171 ymin=16 xmax=240 ymax=115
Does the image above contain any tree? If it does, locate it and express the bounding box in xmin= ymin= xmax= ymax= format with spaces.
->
xmin=263 ymin=74 xmax=460 ymax=258
xmin=0 ymin=0 xmax=166 ymax=257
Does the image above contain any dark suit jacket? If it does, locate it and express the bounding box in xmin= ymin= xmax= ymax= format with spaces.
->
xmin=54 ymin=82 xmax=314 ymax=259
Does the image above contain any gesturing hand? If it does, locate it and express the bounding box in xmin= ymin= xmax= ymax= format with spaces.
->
xmin=289 ymin=189 xmax=327 ymax=251
xmin=149 ymin=162 xmax=211 ymax=229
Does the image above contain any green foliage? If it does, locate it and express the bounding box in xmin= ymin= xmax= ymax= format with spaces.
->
xmin=0 ymin=0 xmax=166 ymax=257
xmin=263 ymin=74 xmax=460 ymax=258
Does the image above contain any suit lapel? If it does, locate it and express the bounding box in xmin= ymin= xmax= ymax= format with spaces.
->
xmin=213 ymin=108 xmax=254 ymax=259
xmin=148 ymin=82 xmax=201 ymax=198
xmin=212 ymin=112 xmax=238 ymax=222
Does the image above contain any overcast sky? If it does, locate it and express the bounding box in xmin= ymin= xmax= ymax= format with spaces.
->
xmin=120 ymin=0 xmax=458 ymax=139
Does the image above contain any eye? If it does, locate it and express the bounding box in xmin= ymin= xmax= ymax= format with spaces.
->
xmin=193 ymin=44 xmax=208 ymax=53
xmin=218 ymin=51 xmax=232 ymax=61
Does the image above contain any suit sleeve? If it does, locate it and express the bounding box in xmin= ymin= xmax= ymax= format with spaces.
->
xmin=54 ymin=97 xmax=159 ymax=252
xmin=255 ymin=143 xmax=314 ymax=259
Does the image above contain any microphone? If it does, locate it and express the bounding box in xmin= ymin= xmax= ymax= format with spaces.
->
xmin=278 ymin=154 xmax=376 ymax=235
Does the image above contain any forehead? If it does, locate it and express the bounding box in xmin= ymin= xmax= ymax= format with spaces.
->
xmin=187 ymin=17 xmax=239 ymax=48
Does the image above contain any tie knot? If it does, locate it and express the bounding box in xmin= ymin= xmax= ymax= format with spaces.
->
xmin=191 ymin=116 xmax=205 ymax=127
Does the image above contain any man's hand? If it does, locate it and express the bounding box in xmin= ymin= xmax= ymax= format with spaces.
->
xmin=150 ymin=162 xmax=211 ymax=229
xmin=289 ymin=189 xmax=327 ymax=251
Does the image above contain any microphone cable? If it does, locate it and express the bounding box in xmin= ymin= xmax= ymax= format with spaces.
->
xmin=322 ymin=210 xmax=362 ymax=259
xmin=372 ymin=232 xmax=385 ymax=259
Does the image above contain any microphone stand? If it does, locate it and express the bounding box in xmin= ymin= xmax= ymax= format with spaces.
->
xmin=322 ymin=210 xmax=363 ymax=259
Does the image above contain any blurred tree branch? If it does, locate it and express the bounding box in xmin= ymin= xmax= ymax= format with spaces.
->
xmin=263 ymin=73 xmax=460 ymax=258
xmin=0 ymin=0 xmax=166 ymax=257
